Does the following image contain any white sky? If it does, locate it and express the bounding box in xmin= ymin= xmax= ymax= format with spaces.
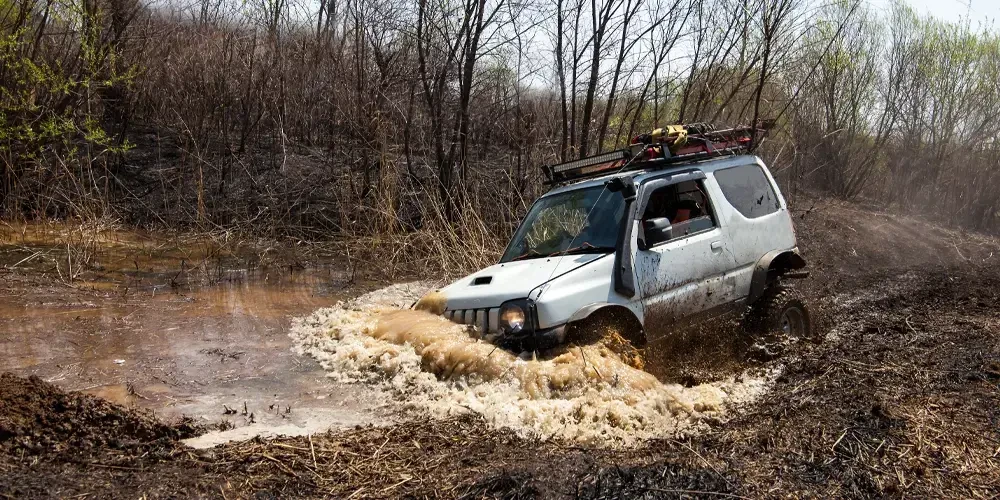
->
xmin=871 ymin=0 xmax=1000 ymax=28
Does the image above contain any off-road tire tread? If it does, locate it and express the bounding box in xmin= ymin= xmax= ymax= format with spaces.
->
xmin=746 ymin=285 xmax=811 ymax=339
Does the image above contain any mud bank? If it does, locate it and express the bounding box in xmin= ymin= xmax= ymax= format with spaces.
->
xmin=290 ymin=283 xmax=774 ymax=445
xmin=0 ymin=373 xmax=199 ymax=455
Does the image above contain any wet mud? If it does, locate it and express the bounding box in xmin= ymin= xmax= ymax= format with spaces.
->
xmin=4 ymin=264 xmax=999 ymax=499
xmin=0 ymin=373 xmax=197 ymax=455
xmin=639 ymin=309 xmax=758 ymax=385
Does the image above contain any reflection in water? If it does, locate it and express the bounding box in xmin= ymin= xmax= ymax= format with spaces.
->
xmin=2 ymin=272 xmax=336 ymax=378
xmin=0 ymin=229 xmax=386 ymax=435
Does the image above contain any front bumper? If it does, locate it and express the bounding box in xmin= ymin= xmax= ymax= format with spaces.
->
xmin=497 ymin=324 xmax=568 ymax=352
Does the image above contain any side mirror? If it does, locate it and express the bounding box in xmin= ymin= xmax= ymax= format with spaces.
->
xmin=605 ymin=176 xmax=637 ymax=201
xmin=641 ymin=217 xmax=673 ymax=249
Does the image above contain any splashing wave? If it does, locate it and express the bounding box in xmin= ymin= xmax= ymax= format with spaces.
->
xmin=290 ymin=282 xmax=774 ymax=445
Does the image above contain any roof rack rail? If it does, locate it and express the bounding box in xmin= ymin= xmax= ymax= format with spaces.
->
xmin=542 ymin=123 xmax=770 ymax=185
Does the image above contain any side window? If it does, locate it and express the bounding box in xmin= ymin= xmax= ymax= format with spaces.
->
xmin=713 ymin=164 xmax=780 ymax=218
xmin=640 ymin=180 xmax=716 ymax=247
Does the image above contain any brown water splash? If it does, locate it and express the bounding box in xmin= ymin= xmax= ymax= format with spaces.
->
xmin=291 ymin=283 xmax=776 ymax=445
xmin=374 ymin=310 xmax=663 ymax=398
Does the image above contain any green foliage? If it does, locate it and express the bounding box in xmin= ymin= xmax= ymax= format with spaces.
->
xmin=0 ymin=4 xmax=134 ymax=165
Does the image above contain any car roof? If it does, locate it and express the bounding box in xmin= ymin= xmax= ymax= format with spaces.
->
xmin=541 ymin=154 xmax=764 ymax=199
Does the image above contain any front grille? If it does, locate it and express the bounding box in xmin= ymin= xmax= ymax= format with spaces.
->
xmin=444 ymin=307 xmax=499 ymax=332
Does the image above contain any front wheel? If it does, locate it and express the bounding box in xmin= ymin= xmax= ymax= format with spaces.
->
xmin=565 ymin=312 xmax=646 ymax=370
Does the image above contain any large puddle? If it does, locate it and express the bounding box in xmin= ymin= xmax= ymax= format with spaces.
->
xmin=292 ymin=283 xmax=775 ymax=445
xmin=0 ymin=225 xmax=388 ymax=447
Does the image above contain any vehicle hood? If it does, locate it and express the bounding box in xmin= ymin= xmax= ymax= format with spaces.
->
xmin=439 ymin=254 xmax=608 ymax=310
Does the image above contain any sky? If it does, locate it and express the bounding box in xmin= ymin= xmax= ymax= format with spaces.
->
xmin=872 ymin=0 xmax=1000 ymax=27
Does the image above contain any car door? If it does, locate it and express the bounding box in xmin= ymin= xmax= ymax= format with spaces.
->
xmin=633 ymin=175 xmax=732 ymax=337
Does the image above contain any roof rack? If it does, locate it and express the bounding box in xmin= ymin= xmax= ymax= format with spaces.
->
xmin=542 ymin=123 xmax=770 ymax=185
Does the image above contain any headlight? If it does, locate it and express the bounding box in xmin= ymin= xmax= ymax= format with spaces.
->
xmin=499 ymin=300 xmax=529 ymax=334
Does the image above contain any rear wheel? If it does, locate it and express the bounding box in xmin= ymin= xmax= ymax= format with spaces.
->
xmin=745 ymin=285 xmax=814 ymax=349
xmin=777 ymin=303 xmax=808 ymax=338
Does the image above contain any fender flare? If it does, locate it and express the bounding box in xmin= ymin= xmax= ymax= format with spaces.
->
xmin=748 ymin=248 xmax=807 ymax=305
xmin=567 ymin=303 xmax=646 ymax=345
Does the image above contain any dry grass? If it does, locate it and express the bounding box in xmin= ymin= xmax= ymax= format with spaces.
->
xmin=0 ymin=220 xmax=336 ymax=286
xmin=199 ymin=417 xmax=533 ymax=498
xmin=335 ymin=187 xmax=511 ymax=279
xmin=0 ymin=200 xmax=505 ymax=289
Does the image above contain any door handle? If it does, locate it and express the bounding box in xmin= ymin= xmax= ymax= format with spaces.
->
xmin=711 ymin=241 xmax=723 ymax=251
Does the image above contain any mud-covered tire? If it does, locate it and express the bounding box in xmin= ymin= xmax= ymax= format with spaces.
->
xmin=745 ymin=285 xmax=813 ymax=342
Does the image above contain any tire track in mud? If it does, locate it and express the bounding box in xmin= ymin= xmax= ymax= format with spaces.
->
xmin=290 ymin=282 xmax=776 ymax=445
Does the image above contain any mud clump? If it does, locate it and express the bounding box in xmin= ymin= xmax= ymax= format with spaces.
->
xmin=0 ymin=373 xmax=197 ymax=456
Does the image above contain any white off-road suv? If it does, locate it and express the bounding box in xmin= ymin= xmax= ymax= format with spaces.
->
xmin=435 ymin=125 xmax=809 ymax=351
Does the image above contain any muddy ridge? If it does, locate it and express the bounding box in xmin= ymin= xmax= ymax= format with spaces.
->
xmin=0 ymin=373 xmax=198 ymax=455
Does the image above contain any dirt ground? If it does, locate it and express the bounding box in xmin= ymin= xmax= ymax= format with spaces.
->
xmin=2 ymin=196 xmax=999 ymax=498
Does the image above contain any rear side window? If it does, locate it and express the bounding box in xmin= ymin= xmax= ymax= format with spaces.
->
xmin=714 ymin=164 xmax=780 ymax=218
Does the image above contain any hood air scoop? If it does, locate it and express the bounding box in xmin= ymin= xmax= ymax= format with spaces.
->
xmin=471 ymin=276 xmax=493 ymax=286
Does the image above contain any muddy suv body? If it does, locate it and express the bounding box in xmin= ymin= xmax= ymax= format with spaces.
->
xmin=437 ymin=153 xmax=806 ymax=350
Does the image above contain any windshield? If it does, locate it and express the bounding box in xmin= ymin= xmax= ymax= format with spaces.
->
xmin=501 ymin=185 xmax=625 ymax=262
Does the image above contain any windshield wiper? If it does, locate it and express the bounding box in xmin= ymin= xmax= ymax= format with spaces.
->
xmin=548 ymin=242 xmax=615 ymax=257
xmin=511 ymin=250 xmax=545 ymax=261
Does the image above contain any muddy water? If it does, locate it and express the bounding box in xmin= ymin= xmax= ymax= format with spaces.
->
xmin=0 ymin=229 xmax=388 ymax=447
xmin=293 ymin=283 xmax=776 ymax=446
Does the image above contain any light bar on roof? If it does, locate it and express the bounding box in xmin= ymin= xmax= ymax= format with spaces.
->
xmin=551 ymin=149 xmax=630 ymax=174
xmin=542 ymin=124 xmax=765 ymax=185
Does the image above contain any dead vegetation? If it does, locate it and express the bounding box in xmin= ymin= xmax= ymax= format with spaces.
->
xmin=204 ymin=418 xmax=538 ymax=498
xmin=0 ymin=220 xmax=351 ymax=288
xmin=0 ymin=216 xmax=503 ymax=286
xmin=4 ymin=0 xmax=1000 ymax=277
